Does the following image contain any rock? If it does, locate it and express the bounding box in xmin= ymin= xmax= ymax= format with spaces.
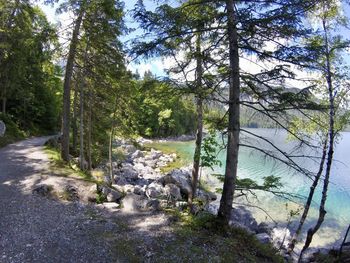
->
xmin=196 ymin=189 xmax=217 ymax=204
xmin=131 ymin=150 xmax=144 ymax=159
xmin=114 ymin=177 xmax=128 ymax=186
xmin=257 ymin=222 xmax=273 ymax=234
xmin=206 ymin=204 xmax=219 ymax=215
xmin=145 ymin=199 xmax=161 ymax=211
xmin=106 ymin=188 xmax=123 ymax=202
xmin=256 ymin=233 xmax=271 ymax=244
xmin=122 ymin=184 xmax=135 ymax=193
xmin=270 ymin=227 xmax=291 ymax=249
xmin=0 ymin=120 xmax=5 ymax=137
xmin=121 ymin=193 xmax=146 ymax=212
xmin=164 ymin=184 xmax=182 ymax=201
xmin=145 ymin=182 xmax=164 ymax=198
xmin=32 ymin=184 xmax=53 ymax=196
xmin=63 ymin=185 xmax=79 ymax=201
xmin=150 ymin=148 xmax=162 ymax=159
xmin=87 ymin=185 xmax=98 ymax=202
xmin=160 ymin=169 xmax=192 ymax=198
xmin=102 ymin=202 xmax=120 ymax=210
xmin=120 ymin=163 xmax=139 ymax=180
xmin=123 ymin=144 xmax=137 ymax=154
xmin=229 ymin=206 xmax=258 ymax=233
xmin=133 ymin=185 xmax=146 ymax=195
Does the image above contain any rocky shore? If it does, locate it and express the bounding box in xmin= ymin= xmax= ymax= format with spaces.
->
xmin=89 ymin=138 xmax=339 ymax=262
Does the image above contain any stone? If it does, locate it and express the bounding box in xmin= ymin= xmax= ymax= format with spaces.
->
xmin=160 ymin=169 xmax=192 ymax=198
xmin=103 ymin=202 xmax=120 ymax=210
xmin=114 ymin=176 xmax=128 ymax=186
xmin=63 ymin=185 xmax=79 ymax=201
xmin=120 ymin=163 xmax=139 ymax=180
xmin=32 ymin=184 xmax=53 ymax=196
xmin=150 ymin=148 xmax=162 ymax=159
xmin=229 ymin=206 xmax=258 ymax=233
xmin=106 ymin=188 xmax=123 ymax=202
xmin=133 ymin=185 xmax=146 ymax=195
xmin=123 ymin=144 xmax=137 ymax=154
xmin=270 ymin=227 xmax=291 ymax=249
xmin=145 ymin=199 xmax=161 ymax=211
xmin=0 ymin=120 xmax=5 ymax=137
xmin=121 ymin=193 xmax=146 ymax=212
xmin=164 ymin=184 xmax=182 ymax=201
xmin=256 ymin=233 xmax=271 ymax=244
xmin=131 ymin=150 xmax=144 ymax=159
xmin=145 ymin=182 xmax=164 ymax=198
xmin=257 ymin=222 xmax=273 ymax=234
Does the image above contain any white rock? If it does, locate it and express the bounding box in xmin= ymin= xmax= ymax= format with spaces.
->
xmin=145 ymin=182 xmax=164 ymax=198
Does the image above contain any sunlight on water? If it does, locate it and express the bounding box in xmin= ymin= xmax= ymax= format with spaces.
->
xmin=151 ymin=128 xmax=350 ymax=248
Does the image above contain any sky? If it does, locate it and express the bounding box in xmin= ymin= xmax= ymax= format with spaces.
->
xmin=39 ymin=0 xmax=350 ymax=84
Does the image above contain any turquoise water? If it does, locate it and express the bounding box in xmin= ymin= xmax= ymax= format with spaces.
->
xmin=153 ymin=128 xmax=350 ymax=247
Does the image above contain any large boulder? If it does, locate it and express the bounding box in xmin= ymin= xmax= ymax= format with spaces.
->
xmin=160 ymin=169 xmax=192 ymax=198
xmin=0 ymin=120 xmax=5 ymax=137
xmin=145 ymin=182 xmax=164 ymax=198
xmin=121 ymin=193 xmax=147 ymax=212
xmin=118 ymin=163 xmax=138 ymax=181
xmin=164 ymin=184 xmax=182 ymax=201
xmin=106 ymin=188 xmax=123 ymax=202
xmin=131 ymin=150 xmax=144 ymax=159
xmin=229 ymin=206 xmax=258 ymax=233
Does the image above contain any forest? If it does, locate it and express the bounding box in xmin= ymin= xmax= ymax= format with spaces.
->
xmin=1 ymin=0 xmax=350 ymax=262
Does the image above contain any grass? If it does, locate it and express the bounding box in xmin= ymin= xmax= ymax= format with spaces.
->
xmin=144 ymin=141 xmax=192 ymax=173
xmin=152 ymin=209 xmax=284 ymax=263
xmin=44 ymin=146 xmax=97 ymax=183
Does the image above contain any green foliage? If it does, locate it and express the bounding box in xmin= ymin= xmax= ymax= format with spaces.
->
xmin=0 ymin=113 xmax=26 ymax=147
xmin=201 ymin=131 xmax=222 ymax=170
xmin=0 ymin=2 xmax=62 ymax=135
xmin=129 ymin=73 xmax=197 ymax=138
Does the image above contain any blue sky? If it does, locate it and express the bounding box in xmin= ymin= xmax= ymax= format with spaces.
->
xmin=40 ymin=0 xmax=350 ymax=78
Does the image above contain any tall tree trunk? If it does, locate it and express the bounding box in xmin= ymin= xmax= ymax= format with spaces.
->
xmin=288 ymin=138 xmax=328 ymax=254
xmin=298 ymin=17 xmax=335 ymax=262
xmin=61 ymin=4 xmax=85 ymax=162
xmin=79 ymin=79 xmax=85 ymax=170
xmin=1 ymin=97 xmax=6 ymax=114
xmin=217 ymin=0 xmax=241 ymax=225
xmin=87 ymin=91 xmax=92 ymax=171
xmin=109 ymin=125 xmax=115 ymax=184
xmin=72 ymin=86 xmax=78 ymax=151
xmin=188 ymin=32 xmax=204 ymax=213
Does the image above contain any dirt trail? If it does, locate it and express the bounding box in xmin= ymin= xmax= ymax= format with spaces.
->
xmin=0 ymin=137 xmax=171 ymax=263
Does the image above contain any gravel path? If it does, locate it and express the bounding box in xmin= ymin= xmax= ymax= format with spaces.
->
xmin=0 ymin=137 xmax=128 ymax=263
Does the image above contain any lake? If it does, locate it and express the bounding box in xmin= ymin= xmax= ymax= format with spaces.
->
xmin=150 ymin=128 xmax=350 ymax=249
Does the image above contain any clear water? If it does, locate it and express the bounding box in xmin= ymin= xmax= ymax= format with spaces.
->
xmin=152 ymin=128 xmax=350 ymax=247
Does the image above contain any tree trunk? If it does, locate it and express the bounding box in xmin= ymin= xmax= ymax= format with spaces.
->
xmin=72 ymin=86 xmax=78 ymax=151
xmin=87 ymin=91 xmax=92 ymax=171
xmin=109 ymin=124 xmax=115 ymax=184
xmin=188 ymin=32 xmax=204 ymax=213
xmin=218 ymin=0 xmax=240 ymax=225
xmin=1 ymin=97 xmax=6 ymax=114
xmin=61 ymin=4 xmax=85 ymax=162
xmin=79 ymin=79 xmax=85 ymax=170
xmin=288 ymin=138 xmax=328 ymax=254
xmin=298 ymin=17 xmax=335 ymax=262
